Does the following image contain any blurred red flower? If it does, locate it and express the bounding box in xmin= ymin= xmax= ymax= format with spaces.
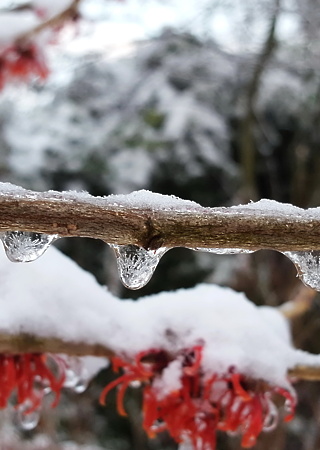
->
xmin=0 ymin=353 xmax=65 ymax=414
xmin=100 ymin=345 xmax=296 ymax=449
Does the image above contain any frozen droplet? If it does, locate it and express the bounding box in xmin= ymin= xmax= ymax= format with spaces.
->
xmin=63 ymin=356 xmax=89 ymax=394
xmin=284 ymin=251 xmax=320 ymax=291
xmin=110 ymin=244 xmax=167 ymax=289
xmin=14 ymin=403 xmax=40 ymax=431
xmin=1 ymin=231 xmax=58 ymax=262
xmin=129 ymin=380 xmax=142 ymax=388
xmin=263 ymin=398 xmax=279 ymax=432
xmin=192 ymin=247 xmax=254 ymax=255
xmin=72 ymin=378 xmax=89 ymax=394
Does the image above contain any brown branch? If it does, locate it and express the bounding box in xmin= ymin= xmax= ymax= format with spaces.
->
xmin=289 ymin=365 xmax=320 ymax=381
xmin=1 ymin=185 xmax=320 ymax=251
xmin=238 ymin=0 xmax=281 ymax=201
xmin=5 ymin=0 xmax=81 ymax=46
xmin=279 ymin=286 xmax=317 ymax=319
xmin=0 ymin=332 xmax=115 ymax=358
xmin=0 ymin=331 xmax=320 ymax=381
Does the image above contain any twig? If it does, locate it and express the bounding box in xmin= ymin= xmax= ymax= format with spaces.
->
xmin=289 ymin=365 xmax=320 ymax=381
xmin=1 ymin=0 xmax=81 ymax=46
xmin=1 ymin=184 xmax=320 ymax=251
xmin=279 ymin=286 xmax=317 ymax=319
xmin=0 ymin=332 xmax=115 ymax=358
xmin=0 ymin=331 xmax=319 ymax=381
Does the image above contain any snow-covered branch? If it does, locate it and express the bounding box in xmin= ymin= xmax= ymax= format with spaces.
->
xmin=1 ymin=182 xmax=320 ymax=252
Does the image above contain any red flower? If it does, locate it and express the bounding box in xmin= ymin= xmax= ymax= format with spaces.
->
xmin=100 ymin=346 xmax=296 ymax=449
xmin=0 ymin=43 xmax=49 ymax=89
xmin=0 ymin=353 xmax=65 ymax=414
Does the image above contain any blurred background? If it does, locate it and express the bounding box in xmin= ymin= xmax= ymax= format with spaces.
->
xmin=1 ymin=0 xmax=320 ymax=448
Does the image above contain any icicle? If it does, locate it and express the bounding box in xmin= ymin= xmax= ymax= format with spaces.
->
xmin=14 ymin=402 xmax=40 ymax=431
xmin=110 ymin=244 xmax=167 ymax=290
xmin=193 ymin=247 xmax=254 ymax=254
xmin=1 ymin=231 xmax=58 ymax=263
xmin=284 ymin=251 xmax=320 ymax=291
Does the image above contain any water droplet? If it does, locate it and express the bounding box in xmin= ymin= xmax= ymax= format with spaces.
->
xmin=63 ymin=356 xmax=89 ymax=394
xmin=14 ymin=402 xmax=40 ymax=431
xmin=129 ymin=380 xmax=142 ymax=388
xmin=263 ymin=398 xmax=279 ymax=432
xmin=110 ymin=244 xmax=167 ymax=289
xmin=284 ymin=251 xmax=320 ymax=290
xmin=193 ymin=247 xmax=253 ymax=254
xmin=1 ymin=231 xmax=58 ymax=262
xmin=73 ymin=378 xmax=89 ymax=394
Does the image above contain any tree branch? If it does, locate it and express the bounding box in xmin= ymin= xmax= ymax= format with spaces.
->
xmin=0 ymin=331 xmax=319 ymax=381
xmin=15 ymin=0 xmax=80 ymax=46
xmin=288 ymin=365 xmax=320 ymax=381
xmin=279 ymin=286 xmax=317 ymax=319
xmin=1 ymin=184 xmax=320 ymax=252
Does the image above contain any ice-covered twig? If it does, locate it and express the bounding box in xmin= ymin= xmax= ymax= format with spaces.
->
xmin=1 ymin=183 xmax=320 ymax=251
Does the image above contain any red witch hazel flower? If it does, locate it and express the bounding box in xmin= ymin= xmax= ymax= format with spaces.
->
xmin=0 ymin=43 xmax=49 ymax=89
xmin=100 ymin=346 xmax=296 ymax=450
xmin=0 ymin=353 xmax=66 ymax=428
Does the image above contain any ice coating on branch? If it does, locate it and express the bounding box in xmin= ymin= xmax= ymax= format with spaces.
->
xmin=1 ymin=231 xmax=58 ymax=262
xmin=193 ymin=247 xmax=253 ymax=254
xmin=284 ymin=251 xmax=320 ymax=291
xmin=110 ymin=244 xmax=168 ymax=289
xmin=0 ymin=245 xmax=316 ymax=391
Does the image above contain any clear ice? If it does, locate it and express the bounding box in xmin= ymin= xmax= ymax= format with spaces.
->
xmin=284 ymin=251 xmax=320 ymax=291
xmin=193 ymin=248 xmax=254 ymax=255
xmin=63 ymin=356 xmax=89 ymax=394
xmin=262 ymin=397 xmax=279 ymax=432
xmin=110 ymin=244 xmax=168 ymax=289
xmin=14 ymin=402 xmax=40 ymax=431
xmin=1 ymin=231 xmax=58 ymax=262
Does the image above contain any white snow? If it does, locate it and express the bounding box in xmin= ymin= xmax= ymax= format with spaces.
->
xmin=232 ymin=198 xmax=306 ymax=216
xmin=33 ymin=0 xmax=74 ymax=19
xmin=0 ymin=182 xmax=200 ymax=210
xmin=0 ymin=12 xmax=40 ymax=45
xmin=0 ymin=242 xmax=316 ymax=392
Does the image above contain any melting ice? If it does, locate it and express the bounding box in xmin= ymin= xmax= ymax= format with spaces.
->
xmin=110 ymin=244 xmax=167 ymax=289
xmin=284 ymin=251 xmax=320 ymax=291
xmin=1 ymin=231 xmax=58 ymax=262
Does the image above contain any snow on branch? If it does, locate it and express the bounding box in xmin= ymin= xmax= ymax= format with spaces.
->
xmin=0 ymin=182 xmax=320 ymax=252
